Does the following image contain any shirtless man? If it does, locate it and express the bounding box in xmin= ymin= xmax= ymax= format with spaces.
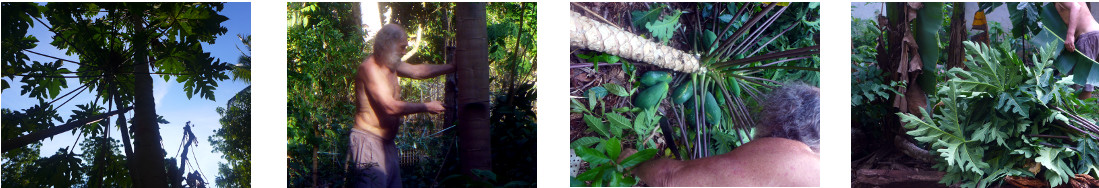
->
xmin=1057 ymin=2 xmax=1099 ymax=99
xmin=620 ymin=83 xmax=820 ymax=187
xmin=350 ymin=24 xmax=455 ymax=188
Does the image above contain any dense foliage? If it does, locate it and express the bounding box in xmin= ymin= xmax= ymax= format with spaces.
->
xmin=287 ymin=2 xmax=536 ymax=187
xmin=571 ymin=2 xmax=819 ymax=186
xmin=899 ymin=41 xmax=1099 ymax=188
xmin=209 ymin=35 xmax=251 ymax=188
xmin=287 ymin=2 xmax=363 ymax=186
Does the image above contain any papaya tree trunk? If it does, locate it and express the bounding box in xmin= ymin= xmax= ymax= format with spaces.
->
xmin=570 ymin=11 xmax=701 ymax=73
xmin=455 ymin=2 xmax=492 ymax=177
xmin=129 ymin=9 xmax=169 ymax=188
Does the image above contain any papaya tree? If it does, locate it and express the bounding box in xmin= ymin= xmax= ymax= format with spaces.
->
xmin=2 ymin=2 xmax=231 ymax=187
xmin=455 ymin=2 xmax=493 ymax=177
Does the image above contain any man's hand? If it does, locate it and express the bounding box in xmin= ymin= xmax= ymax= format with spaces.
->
xmin=425 ymin=101 xmax=445 ymax=114
xmin=1067 ymin=35 xmax=1077 ymax=52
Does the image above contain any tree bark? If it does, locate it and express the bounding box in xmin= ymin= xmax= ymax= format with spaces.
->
xmin=946 ymin=3 xmax=967 ymax=69
xmin=129 ymin=8 xmax=169 ymax=187
xmin=455 ymin=2 xmax=493 ymax=177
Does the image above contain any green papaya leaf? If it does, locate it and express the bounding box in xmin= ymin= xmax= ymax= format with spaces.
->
xmin=645 ymin=10 xmax=681 ymax=44
xmin=630 ymin=4 xmax=664 ymax=29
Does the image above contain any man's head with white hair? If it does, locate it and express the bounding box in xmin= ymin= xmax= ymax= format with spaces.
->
xmin=372 ymin=24 xmax=408 ymax=69
xmin=755 ymin=82 xmax=820 ymax=152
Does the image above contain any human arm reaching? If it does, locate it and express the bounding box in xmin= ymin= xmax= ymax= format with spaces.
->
xmin=359 ymin=62 xmax=445 ymax=116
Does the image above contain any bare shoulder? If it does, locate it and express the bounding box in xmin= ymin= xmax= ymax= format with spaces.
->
xmin=738 ymin=137 xmax=817 ymax=155
xmin=358 ymin=56 xmax=381 ymax=78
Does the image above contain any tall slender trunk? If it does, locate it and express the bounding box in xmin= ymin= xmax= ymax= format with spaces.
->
xmin=89 ymin=87 xmax=114 ymax=188
xmin=113 ymin=86 xmax=136 ymax=184
xmin=129 ymin=9 xmax=169 ymax=188
xmin=455 ymin=2 xmax=492 ymax=177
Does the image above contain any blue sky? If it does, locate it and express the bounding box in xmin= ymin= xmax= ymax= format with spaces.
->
xmin=1 ymin=3 xmax=250 ymax=186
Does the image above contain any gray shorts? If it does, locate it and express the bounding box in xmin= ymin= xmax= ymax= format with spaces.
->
xmin=348 ymin=129 xmax=401 ymax=188
xmin=1075 ymin=31 xmax=1098 ymax=92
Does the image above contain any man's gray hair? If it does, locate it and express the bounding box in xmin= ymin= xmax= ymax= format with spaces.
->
xmin=373 ymin=24 xmax=407 ymax=55
xmin=755 ymin=82 xmax=820 ymax=152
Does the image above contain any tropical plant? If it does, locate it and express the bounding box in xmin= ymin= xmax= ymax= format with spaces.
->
xmin=2 ymin=2 xmax=232 ymax=187
xmin=287 ymin=2 xmax=363 ymax=186
xmin=571 ymin=137 xmax=657 ymax=187
xmin=573 ymin=2 xmax=819 ymax=160
xmin=899 ymin=41 xmax=1099 ymax=188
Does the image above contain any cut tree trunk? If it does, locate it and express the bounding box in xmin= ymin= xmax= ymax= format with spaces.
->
xmin=455 ymin=2 xmax=493 ymax=177
xmin=853 ymin=169 xmax=948 ymax=188
xmin=129 ymin=9 xmax=169 ymax=188
xmin=570 ymin=11 xmax=700 ymax=73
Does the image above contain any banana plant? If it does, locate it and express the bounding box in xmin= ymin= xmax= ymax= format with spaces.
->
xmin=1028 ymin=3 xmax=1099 ymax=87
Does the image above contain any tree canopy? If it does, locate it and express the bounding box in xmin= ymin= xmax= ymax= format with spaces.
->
xmin=2 ymin=2 xmax=247 ymax=187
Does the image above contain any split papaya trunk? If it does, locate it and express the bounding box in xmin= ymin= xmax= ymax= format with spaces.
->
xmin=570 ymin=11 xmax=700 ymax=73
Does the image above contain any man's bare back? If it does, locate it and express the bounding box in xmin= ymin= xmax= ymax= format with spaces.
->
xmin=1057 ymin=2 xmax=1099 ymax=52
xmin=620 ymin=138 xmax=820 ymax=187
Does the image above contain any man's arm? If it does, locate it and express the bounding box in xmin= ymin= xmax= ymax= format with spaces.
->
xmin=1062 ymin=2 xmax=1083 ymax=52
xmin=395 ymin=62 xmax=456 ymax=79
xmin=359 ymin=63 xmax=442 ymax=116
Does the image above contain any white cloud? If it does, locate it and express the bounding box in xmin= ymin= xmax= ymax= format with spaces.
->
xmin=152 ymin=77 xmax=172 ymax=110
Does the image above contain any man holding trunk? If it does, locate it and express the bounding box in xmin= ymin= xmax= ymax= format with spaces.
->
xmin=349 ymin=24 xmax=455 ymax=188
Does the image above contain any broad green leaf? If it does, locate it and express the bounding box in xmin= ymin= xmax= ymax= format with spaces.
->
xmin=571 ymin=137 xmax=603 ymax=149
xmin=703 ymin=29 xmax=718 ymax=53
xmin=618 ymin=149 xmax=657 ymax=169
xmin=605 ymin=113 xmax=632 ymax=131
xmin=603 ymin=83 xmax=629 ymax=97
xmin=576 ymin=164 xmax=609 ymax=181
xmin=576 ymin=147 xmax=611 ymax=166
xmin=584 ymin=114 xmax=609 ymax=137
xmin=570 ymin=176 xmax=586 ymax=186
xmin=605 ymin=137 xmax=622 ymax=161
xmin=588 ymin=86 xmax=607 ymax=109
xmin=571 ymin=98 xmax=589 ymax=113
xmin=913 ymin=2 xmax=943 ymax=90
